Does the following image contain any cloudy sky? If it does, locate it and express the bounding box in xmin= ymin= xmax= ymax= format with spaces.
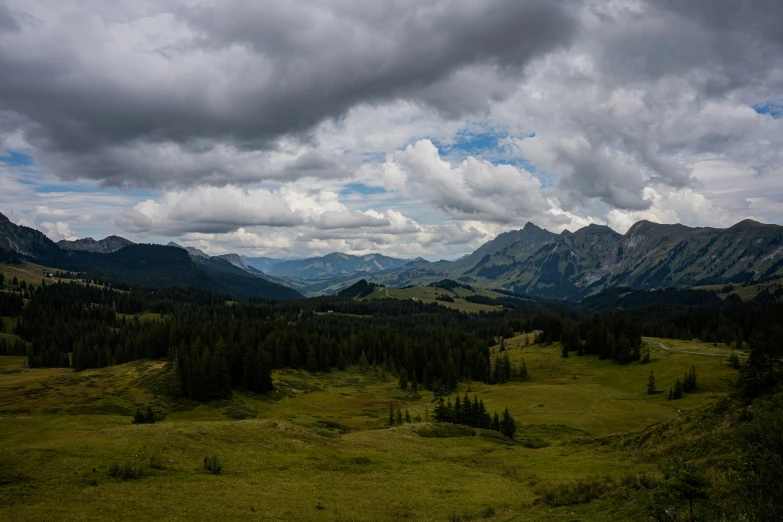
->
xmin=1 ymin=0 xmax=781 ymax=260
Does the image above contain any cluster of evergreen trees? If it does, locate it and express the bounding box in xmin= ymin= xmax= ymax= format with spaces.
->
xmin=433 ymin=393 xmax=517 ymax=439
xmin=132 ymin=406 xmax=156 ymax=424
xmin=668 ymin=367 xmax=698 ymax=400
xmin=8 ymin=282 xmax=544 ymax=401
xmin=3 ymin=276 xmax=782 ymax=405
xmin=537 ymin=312 xmax=643 ymax=364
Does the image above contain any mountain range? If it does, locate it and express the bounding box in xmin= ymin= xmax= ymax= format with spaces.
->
xmin=370 ymin=219 xmax=783 ymax=299
xmin=3 ymin=209 xmax=783 ymax=301
xmin=0 ymin=213 xmax=302 ymax=301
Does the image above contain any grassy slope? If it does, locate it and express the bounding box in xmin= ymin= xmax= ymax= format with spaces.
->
xmin=0 ymin=336 xmax=740 ymax=521
xmin=694 ymin=277 xmax=783 ymax=301
xmin=362 ymin=285 xmax=504 ymax=313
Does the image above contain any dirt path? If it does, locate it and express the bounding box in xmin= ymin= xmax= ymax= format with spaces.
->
xmin=655 ymin=341 xmax=747 ymax=359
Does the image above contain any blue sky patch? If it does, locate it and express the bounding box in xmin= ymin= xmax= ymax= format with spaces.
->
xmin=434 ymin=129 xmax=506 ymax=156
xmin=340 ymin=182 xmax=387 ymax=195
xmin=0 ymin=150 xmax=35 ymax=166
xmin=753 ymin=102 xmax=782 ymax=118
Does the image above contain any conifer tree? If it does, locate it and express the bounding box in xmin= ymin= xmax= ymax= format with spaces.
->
xmin=500 ymin=407 xmax=516 ymax=439
xmin=499 ymin=338 xmax=506 ymax=352
xmin=396 ymin=408 xmax=403 ymax=424
xmin=518 ymin=358 xmax=529 ymax=381
xmin=257 ymin=348 xmax=273 ymax=393
xmin=405 ymin=409 xmax=411 ymax=423
xmin=673 ymin=378 xmax=684 ymax=399
xmin=306 ymin=346 xmax=319 ymax=372
xmin=359 ymin=350 xmax=369 ymax=373
xmin=388 ymin=403 xmax=395 ymax=425
xmin=398 ymin=367 xmax=408 ymax=390
xmin=561 ymin=342 xmax=569 ymax=358
xmin=647 ymin=371 xmax=656 ymax=395
xmin=410 ymin=370 xmax=418 ymax=393
xmin=492 ymin=412 xmax=501 ymax=432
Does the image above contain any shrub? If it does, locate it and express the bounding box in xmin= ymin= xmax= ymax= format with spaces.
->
xmin=108 ymin=462 xmax=145 ymax=480
xmin=537 ymin=478 xmax=608 ymax=506
xmin=520 ymin=437 xmax=551 ymax=449
xmin=204 ymin=455 xmax=223 ymax=475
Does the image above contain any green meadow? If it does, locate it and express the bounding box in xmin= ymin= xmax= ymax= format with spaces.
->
xmin=363 ymin=284 xmax=504 ymax=313
xmin=0 ymin=335 xmax=740 ymax=521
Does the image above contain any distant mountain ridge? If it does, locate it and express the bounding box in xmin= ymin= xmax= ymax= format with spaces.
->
xmin=257 ymin=252 xmax=412 ymax=280
xmin=58 ymin=235 xmax=134 ymax=254
xmin=371 ymin=219 xmax=783 ymax=300
xmin=4 ymin=209 xmax=782 ymax=300
xmin=0 ymin=212 xmax=302 ymax=301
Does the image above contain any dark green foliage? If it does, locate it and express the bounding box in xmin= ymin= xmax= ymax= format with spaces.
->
xmin=132 ymin=405 xmax=156 ymax=424
xmin=337 ymin=279 xmax=377 ymax=298
xmin=517 ymin=358 xmax=529 ymax=381
xmin=648 ymin=458 xmax=709 ymax=522
xmin=740 ymin=328 xmax=783 ymax=397
xmin=108 ymin=462 xmax=145 ymax=480
xmin=203 ymin=455 xmax=223 ymax=475
xmin=670 ymin=378 xmax=684 ymax=400
xmin=537 ymin=478 xmax=608 ymax=507
xmin=729 ymin=404 xmax=783 ymax=521
xmin=0 ymin=291 xmax=23 ymax=316
xmin=683 ymin=367 xmax=697 ymax=393
xmin=499 ymin=407 xmax=517 ymax=439
xmin=388 ymin=403 xmax=395 ymax=426
xmin=358 ymin=351 xmax=369 ymax=373
xmin=647 ymin=371 xmax=656 ymax=395
xmin=398 ymin=367 xmax=408 ymax=390
xmin=429 ymin=279 xmax=473 ymax=292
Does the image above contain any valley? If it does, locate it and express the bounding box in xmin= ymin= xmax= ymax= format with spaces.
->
xmin=0 ymin=336 xmax=741 ymax=521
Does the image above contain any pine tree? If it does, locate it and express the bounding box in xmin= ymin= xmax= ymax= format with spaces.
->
xmin=257 ymin=348 xmax=273 ymax=393
xmin=492 ymin=412 xmax=501 ymax=432
xmin=561 ymin=342 xmax=569 ymax=358
xmin=306 ymin=346 xmax=319 ymax=372
xmin=398 ymin=367 xmax=408 ymax=390
xmin=410 ymin=370 xmax=418 ymax=393
xmin=132 ymin=408 xmax=145 ymax=424
xmin=673 ymin=378 xmax=683 ymax=399
xmin=396 ymin=408 xmax=403 ymax=424
xmin=405 ymin=409 xmax=411 ymax=423
xmin=499 ymin=338 xmax=506 ymax=352
xmin=500 ymin=407 xmax=516 ymax=439
xmin=145 ymin=405 xmax=155 ymax=423
xmin=518 ymin=358 xmax=529 ymax=381
xmin=647 ymin=371 xmax=656 ymax=395
xmin=388 ymin=403 xmax=395 ymax=425
xmin=359 ymin=350 xmax=369 ymax=373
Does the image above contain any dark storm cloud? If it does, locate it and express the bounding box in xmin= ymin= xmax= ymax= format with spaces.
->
xmin=0 ymin=0 xmax=579 ymax=188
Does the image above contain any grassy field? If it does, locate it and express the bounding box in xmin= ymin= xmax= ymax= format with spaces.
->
xmin=694 ymin=277 xmax=783 ymax=301
xmin=363 ymin=285 xmax=504 ymax=313
xmin=1 ymin=261 xmax=52 ymax=285
xmin=0 ymin=335 xmax=740 ymax=521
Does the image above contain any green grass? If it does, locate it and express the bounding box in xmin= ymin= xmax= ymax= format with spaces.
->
xmin=0 ymin=335 xmax=741 ymax=521
xmin=363 ymin=285 xmax=504 ymax=313
xmin=694 ymin=278 xmax=783 ymax=301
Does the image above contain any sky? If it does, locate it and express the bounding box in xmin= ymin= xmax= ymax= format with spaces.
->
xmin=1 ymin=0 xmax=782 ymax=260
